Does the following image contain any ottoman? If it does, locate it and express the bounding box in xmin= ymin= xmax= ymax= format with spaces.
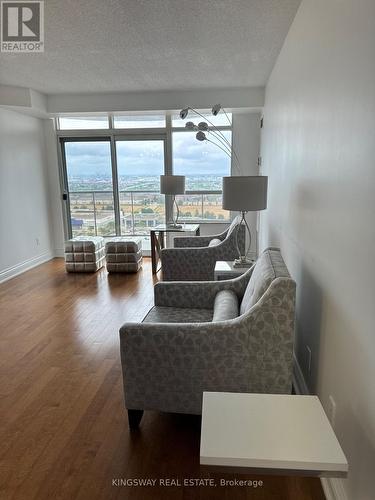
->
xmin=105 ymin=238 xmax=143 ymax=273
xmin=65 ymin=236 xmax=106 ymax=272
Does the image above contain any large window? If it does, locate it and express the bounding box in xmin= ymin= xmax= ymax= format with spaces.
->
xmin=116 ymin=139 xmax=165 ymax=235
xmin=63 ymin=140 xmax=116 ymax=237
xmin=58 ymin=111 xmax=232 ymax=241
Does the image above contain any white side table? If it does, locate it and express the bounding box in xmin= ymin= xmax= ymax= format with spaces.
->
xmin=214 ymin=260 xmax=251 ymax=281
xmin=200 ymin=392 xmax=348 ymax=477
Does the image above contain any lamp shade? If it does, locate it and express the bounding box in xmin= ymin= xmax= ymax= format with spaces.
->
xmin=160 ymin=175 xmax=185 ymax=195
xmin=222 ymin=176 xmax=268 ymax=211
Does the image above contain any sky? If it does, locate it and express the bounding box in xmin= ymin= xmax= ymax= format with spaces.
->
xmin=64 ymin=131 xmax=231 ymax=179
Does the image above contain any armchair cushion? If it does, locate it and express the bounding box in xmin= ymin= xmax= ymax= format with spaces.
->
xmin=213 ymin=290 xmax=239 ymax=322
xmin=143 ymin=306 xmax=213 ymax=324
xmin=208 ymin=238 xmax=222 ymax=247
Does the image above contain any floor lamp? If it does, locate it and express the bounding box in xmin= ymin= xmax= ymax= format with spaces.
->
xmin=160 ymin=175 xmax=185 ymax=228
xmin=222 ymin=176 xmax=268 ymax=267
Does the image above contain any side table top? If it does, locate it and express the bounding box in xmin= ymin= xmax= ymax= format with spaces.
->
xmin=200 ymin=392 xmax=348 ymax=476
xmin=214 ymin=261 xmax=251 ymax=277
xmin=151 ymin=224 xmax=200 ymax=233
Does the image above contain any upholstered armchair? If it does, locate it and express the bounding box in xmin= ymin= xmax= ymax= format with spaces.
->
xmin=160 ymin=216 xmax=245 ymax=281
xmin=119 ymin=248 xmax=296 ymax=428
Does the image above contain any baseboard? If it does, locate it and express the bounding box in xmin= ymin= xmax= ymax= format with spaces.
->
xmin=54 ymin=248 xmax=65 ymax=258
xmin=321 ymin=477 xmax=348 ymax=500
xmin=0 ymin=251 xmax=54 ymax=284
xmin=293 ymin=356 xmax=349 ymax=500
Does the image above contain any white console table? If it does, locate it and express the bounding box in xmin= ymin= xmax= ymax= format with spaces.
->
xmin=200 ymin=392 xmax=348 ymax=477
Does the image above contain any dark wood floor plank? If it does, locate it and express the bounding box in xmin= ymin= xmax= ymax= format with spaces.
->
xmin=0 ymin=258 xmax=325 ymax=500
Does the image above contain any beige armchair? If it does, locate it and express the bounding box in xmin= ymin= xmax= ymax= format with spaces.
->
xmin=119 ymin=248 xmax=296 ymax=428
xmin=161 ymin=216 xmax=245 ymax=281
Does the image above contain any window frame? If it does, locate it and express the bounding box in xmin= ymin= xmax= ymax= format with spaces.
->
xmin=56 ymin=112 xmax=232 ymax=240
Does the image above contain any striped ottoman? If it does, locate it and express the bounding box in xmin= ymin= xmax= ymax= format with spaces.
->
xmin=105 ymin=238 xmax=143 ymax=273
xmin=65 ymin=236 xmax=105 ymax=272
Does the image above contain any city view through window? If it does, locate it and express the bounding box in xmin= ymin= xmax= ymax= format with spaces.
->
xmin=60 ymin=113 xmax=232 ymax=242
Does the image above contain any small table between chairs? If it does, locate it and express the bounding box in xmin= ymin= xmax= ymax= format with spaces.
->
xmin=150 ymin=224 xmax=200 ymax=274
xmin=214 ymin=260 xmax=251 ymax=281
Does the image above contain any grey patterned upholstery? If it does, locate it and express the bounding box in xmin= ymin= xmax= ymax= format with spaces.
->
xmin=240 ymin=248 xmax=290 ymax=314
xmin=119 ymin=248 xmax=296 ymax=417
xmin=212 ymin=290 xmax=239 ymax=321
xmin=161 ymin=216 xmax=245 ymax=281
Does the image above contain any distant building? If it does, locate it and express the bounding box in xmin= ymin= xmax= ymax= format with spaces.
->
xmin=71 ymin=218 xmax=84 ymax=229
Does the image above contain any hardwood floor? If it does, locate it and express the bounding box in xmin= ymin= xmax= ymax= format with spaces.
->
xmin=0 ymin=258 xmax=325 ymax=500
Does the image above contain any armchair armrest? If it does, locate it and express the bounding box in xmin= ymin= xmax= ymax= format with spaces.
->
xmin=119 ymin=318 xmax=251 ymax=414
xmin=154 ymin=273 xmax=251 ymax=309
xmin=120 ymin=318 xmax=246 ymax=350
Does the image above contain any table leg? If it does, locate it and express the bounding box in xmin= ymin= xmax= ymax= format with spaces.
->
xmin=155 ymin=231 xmax=164 ymax=273
xmin=151 ymin=230 xmax=165 ymax=274
xmin=151 ymin=230 xmax=157 ymax=274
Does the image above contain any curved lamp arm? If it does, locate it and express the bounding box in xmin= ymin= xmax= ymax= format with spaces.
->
xmin=180 ymin=106 xmax=241 ymax=174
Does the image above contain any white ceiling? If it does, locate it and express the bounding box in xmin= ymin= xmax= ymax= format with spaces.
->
xmin=0 ymin=0 xmax=301 ymax=95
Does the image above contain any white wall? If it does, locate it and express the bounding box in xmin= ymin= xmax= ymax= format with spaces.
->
xmin=259 ymin=1 xmax=375 ymax=499
xmin=47 ymin=87 xmax=264 ymax=114
xmin=43 ymin=119 xmax=65 ymax=256
xmin=0 ymin=108 xmax=53 ymax=282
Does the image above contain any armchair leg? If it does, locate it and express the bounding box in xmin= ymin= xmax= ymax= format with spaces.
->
xmin=128 ymin=409 xmax=144 ymax=429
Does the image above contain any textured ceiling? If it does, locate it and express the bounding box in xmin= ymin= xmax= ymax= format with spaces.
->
xmin=0 ymin=0 xmax=301 ymax=94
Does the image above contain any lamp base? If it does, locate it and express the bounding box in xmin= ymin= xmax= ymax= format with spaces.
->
xmin=233 ymin=257 xmax=255 ymax=268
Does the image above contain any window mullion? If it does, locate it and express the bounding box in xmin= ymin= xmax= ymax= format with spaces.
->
xmin=110 ymin=136 xmax=121 ymax=236
xmin=165 ymin=114 xmax=173 ymax=224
